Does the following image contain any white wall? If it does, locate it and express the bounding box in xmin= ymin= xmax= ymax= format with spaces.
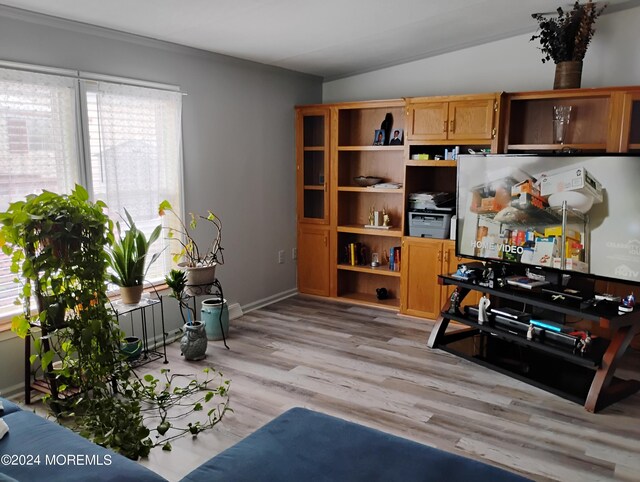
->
xmin=323 ymin=6 xmax=640 ymax=102
xmin=0 ymin=6 xmax=322 ymax=395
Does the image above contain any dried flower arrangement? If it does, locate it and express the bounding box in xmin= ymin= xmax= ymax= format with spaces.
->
xmin=531 ymin=1 xmax=606 ymax=64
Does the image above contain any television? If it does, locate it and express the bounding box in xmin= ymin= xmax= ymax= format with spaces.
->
xmin=456 ymin=154 xmax=640 ymax=286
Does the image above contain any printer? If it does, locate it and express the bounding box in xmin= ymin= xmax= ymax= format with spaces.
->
xmin=408 ymin=192 xmax=454 ymax=239
xmin=408 ymin=209 xmax=454 ymax=238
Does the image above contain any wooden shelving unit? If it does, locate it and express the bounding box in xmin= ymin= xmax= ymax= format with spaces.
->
xmin=328 ymin=100 xmax=407 ymax=309
xmin=296 ymin=86 xmax=640 ymax=317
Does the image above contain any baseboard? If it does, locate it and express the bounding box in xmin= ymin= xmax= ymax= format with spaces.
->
xmin=241 ymin=288 xmax=298 ymax=314
xmin=1 ymin=381 xmax=25 ymax=399
xmin=228 ymin=302 xmax=243 ymax=320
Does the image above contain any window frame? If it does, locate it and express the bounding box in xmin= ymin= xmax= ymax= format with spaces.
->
xmin=0 ymin=60 xmax=185 ymax=328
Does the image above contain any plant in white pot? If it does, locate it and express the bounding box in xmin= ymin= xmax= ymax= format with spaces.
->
xmin=107 ymin=209 xmax=162 ymax=304
xmin=158 ymin=200 xmax=224 ymax=296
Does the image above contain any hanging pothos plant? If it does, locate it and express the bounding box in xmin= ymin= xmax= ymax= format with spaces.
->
xmin=0 ymin=186 xmax=231 ymax=459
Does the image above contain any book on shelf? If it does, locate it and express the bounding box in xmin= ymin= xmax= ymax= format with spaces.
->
xmin=506 ymin=275 xmax=550 ymax=289
xmin=344 ymin=242 xmax=368 ymax=266
xmin=389 ymin=246 xmax=401 ymax=272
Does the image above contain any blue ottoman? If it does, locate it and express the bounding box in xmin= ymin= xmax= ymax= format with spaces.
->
xmin=181 ymin=407 xmax=530 ymax=482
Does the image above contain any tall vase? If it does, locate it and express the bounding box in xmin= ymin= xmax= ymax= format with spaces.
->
xmin=554 ymin=61 xmax=583 ymax=90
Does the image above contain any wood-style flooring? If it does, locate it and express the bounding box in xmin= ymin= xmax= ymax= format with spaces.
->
xmin=137 ymin=295 xmax=640 ymax=482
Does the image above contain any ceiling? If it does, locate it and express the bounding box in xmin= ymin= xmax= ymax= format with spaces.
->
xmin=0 ymin=0 xmax=636 ymax=80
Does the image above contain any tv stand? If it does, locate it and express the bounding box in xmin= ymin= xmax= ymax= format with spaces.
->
xmin=428 ymin=275 xmax=640 ymax=412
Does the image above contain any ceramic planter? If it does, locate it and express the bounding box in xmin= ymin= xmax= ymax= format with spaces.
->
xmin=201 ymin=297 xmax=229 ymax=341
xmin=180 ymin=321 xmax=208 ymax=361
xmin=180 ymin=263 xmax=217 ymax=296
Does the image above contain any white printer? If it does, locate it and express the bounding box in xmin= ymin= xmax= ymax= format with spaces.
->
xmin=408 ymin=192 xmax=455 ymax=239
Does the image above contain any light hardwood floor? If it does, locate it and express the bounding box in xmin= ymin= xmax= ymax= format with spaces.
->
xmin=138 ymin=295 xmax=640 ymax=482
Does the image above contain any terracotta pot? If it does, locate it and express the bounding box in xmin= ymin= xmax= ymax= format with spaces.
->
xmin=554 ymin=61 xmax=583 ymax=90
xmin=120 ymin=285 xmax=144 ymax=305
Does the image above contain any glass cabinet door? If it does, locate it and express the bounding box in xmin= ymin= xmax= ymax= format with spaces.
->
xmin=297 ymin=108 xmax=330 ymax=223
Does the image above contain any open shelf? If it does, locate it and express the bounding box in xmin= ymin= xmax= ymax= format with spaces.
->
xmin=338 ymin=225 xmax=403 ymax=237
xmin=338 ymin=263 xmax=401 ymax=277
xmin=337 ymin=291 xmax=400 ymax=309
xmin=338 ymin=186 xmax=403 ymax=193
xmin=442 ymin=311 xmax=606 ymax=368
xmin=338 ymin=145 xmax=404 ymax=152
xmin=405 ymin=160 xmax=457 ymax=167
xmin=304 ymin=185 xmax=325 ymax=190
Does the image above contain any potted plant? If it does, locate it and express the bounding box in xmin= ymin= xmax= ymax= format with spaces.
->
xmin=531 ymin=1 xmax=606 ymax=89
xmin=107 ymin=208 xmax=162 ymax=304
xmin=158 ymin=200 xmax=224 ymax=296
xmin=166 ymin=268 xmax=208 ymax=361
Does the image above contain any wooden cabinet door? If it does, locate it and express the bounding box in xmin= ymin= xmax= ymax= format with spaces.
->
xmin=407 ymin=102 xmax=449 ymax=141
xmin=400 ymin=238 xmax=442 ymax=319
xmin=441 ymin=242 xmax=481 ymax=309
xmin=298 ymin=225 xmax=330 ymax=296
xmin=448 ymin=99 xmax=495 ymax=141
xmin=620 ymin=92 xmax=640 ymax=152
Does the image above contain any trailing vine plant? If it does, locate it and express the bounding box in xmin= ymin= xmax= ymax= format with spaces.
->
xmin=0 ymin=186 xmax=231 ymax=459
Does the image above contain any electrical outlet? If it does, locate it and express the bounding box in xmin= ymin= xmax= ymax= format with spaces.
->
xmin=278 ymin=250 xmax=285 ymax=264
xmin=292 ymin=248 xmax=297 ymax=260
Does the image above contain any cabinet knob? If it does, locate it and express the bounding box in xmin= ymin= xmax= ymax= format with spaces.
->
xmin=438 ymin=250 xmax=442 ymax=262
xmin=442 ymin=120 xmax=447 ymax=133
xmin=450 ymin=119 xmax=455 ymax=133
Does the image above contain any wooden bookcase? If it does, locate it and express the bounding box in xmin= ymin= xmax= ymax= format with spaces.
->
xmin=332 ymin=100 xmax=405 ymax=308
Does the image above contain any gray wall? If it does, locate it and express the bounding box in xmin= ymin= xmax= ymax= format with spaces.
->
xmin=323 ymin=5 xmax=640 ymax=102
xmin=0 ymin=6 xmax=322 ymax=395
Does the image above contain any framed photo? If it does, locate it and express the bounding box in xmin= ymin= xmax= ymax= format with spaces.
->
xmin=389 ymin=128 xmax=403 ymax=145
xmin=373 ymin=129 xmax=385 ymax=146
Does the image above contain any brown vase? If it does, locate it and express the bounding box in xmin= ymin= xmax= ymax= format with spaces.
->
xmin=554 ymin=61 xmax=583 ymax=90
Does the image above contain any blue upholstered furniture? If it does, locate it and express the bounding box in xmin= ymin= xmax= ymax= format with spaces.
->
xmin=182 ymin=407 xmax=530 ymax=482
xmin=0 ymin=398 xmax=166 ymax=482
xmin=2 ymin=400 xmax=529 ymax=481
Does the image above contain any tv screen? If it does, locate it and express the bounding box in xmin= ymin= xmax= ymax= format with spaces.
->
xmin=456 ymin=154 xmax=640 ymax=285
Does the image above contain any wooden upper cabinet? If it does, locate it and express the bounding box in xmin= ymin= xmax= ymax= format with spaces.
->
xmin=619 ymin=91 xmax=640 ymax=152
xmin=406 ymin=93 xmax=499 ymax=143
xmin=407 ymin=102 xmax=449 ymax=140
xmin=448 ymin=99 xmax=496 ymax=141
xmin=296 ymin=106 xmax=330 ymax=224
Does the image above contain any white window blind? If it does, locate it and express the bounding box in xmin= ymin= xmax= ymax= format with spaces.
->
xmin=83 ymin=81 xmax=183 ymax=284
xmin=0 ymin=67 xmax=80 ymax=318
xmin=0 ymin=64 xmax=184 ymax=320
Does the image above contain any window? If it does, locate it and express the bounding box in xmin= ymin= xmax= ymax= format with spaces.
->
xmin=83 ymin=81 xmax=183 ymax=283
xmin=0 ymin=65 xmax=184 ymax=320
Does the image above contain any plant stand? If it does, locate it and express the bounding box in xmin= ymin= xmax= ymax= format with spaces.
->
xmin=111 ymin=294 xmax=168 ymax=367
xmin=177 ymin=279 xmax=230 ymax=350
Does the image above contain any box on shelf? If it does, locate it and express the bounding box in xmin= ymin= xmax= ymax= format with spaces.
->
xmin=539 ymin=166 xmax=603 ymax=202
xmin=511 ymin=179 xmax=540 ymax=197
xmin=552 ymin=258 xmax=589 ymax=273
xmin=544 ymin=226 xmax=581 ymax=240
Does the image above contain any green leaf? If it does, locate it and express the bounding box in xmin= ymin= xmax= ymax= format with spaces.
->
xmin=194 ymin=402 xmax=203 ymax=411
xmin=162 ymin=442 xmax=172 ymax=452
xmin=143 ymin=374 xmax=155 ymax=382
xmin=158 ymin=200 xmax=172 ymax=216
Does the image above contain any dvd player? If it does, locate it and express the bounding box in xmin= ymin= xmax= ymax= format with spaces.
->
xmin=490 ymin=307 xmax=531 ymax=322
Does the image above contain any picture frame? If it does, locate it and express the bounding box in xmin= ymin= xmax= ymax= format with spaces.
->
xmin=389 ymin=128 xmax=403 ymax=145
xmin=373 ymin=129 xmax=385 ymax=146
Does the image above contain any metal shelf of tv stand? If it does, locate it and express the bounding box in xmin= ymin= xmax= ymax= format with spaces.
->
xmin=182 ymin=278 xmax=229 ymax=350
xmin=112 ymin=296 xmax=168 ymax=367
xmin=428 ymin=275 xmax=640 ymax=412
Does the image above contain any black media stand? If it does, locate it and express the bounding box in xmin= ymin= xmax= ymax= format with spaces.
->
xmin=428 ymin=275 xmax=640 ymax=412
